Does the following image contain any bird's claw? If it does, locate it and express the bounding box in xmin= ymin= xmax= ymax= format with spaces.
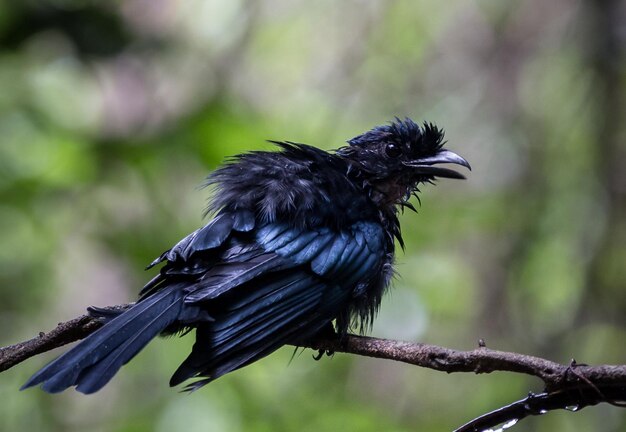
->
xmin=312 ymin=349 xmax=334 ymax=361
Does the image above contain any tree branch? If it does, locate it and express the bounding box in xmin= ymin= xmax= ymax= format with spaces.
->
xmin=3 ymin=303 xmax=626 ymax=431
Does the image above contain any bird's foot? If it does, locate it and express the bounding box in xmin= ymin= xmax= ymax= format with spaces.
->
xmin=308 ymin=323 xmax=339 ymax=360
xmin=312 ymin=349 xmax=334 ymax=361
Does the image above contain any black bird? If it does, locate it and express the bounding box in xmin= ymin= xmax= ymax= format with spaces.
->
xmin=22 ymin=118 xmax=470 ymax=393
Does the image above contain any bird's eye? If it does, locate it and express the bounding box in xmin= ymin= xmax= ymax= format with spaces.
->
xmin=385 ymin=143 xmax=402 ymax=158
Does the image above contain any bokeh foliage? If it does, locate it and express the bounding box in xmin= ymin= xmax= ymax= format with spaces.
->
xmin=1 ymin=1 xmax=625 ymax=431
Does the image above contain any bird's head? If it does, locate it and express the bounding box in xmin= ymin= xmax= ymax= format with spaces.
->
xmin=337 ymin=118 xmax=470 ymax=206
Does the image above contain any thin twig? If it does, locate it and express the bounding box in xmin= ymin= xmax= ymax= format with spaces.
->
xmin=3 ymin=303 xmax=626 ymax=431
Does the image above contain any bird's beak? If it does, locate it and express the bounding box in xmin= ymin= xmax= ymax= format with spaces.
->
xmin=404 ymin=150 xmax=471 ymax=179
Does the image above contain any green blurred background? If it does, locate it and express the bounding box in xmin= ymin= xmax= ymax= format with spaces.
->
xmin=1 ymin=0 xmax=624 ymax=431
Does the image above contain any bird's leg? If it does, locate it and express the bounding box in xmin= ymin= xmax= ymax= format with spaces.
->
xmin=308 ymin=323 xmax=338 ymax=361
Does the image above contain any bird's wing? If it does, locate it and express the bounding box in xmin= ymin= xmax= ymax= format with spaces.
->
xmin=140 ymin=209 xmax=257 ymax=296
xmin=168 ymin=218 xmax=386 ymax=389
xmin=259 ymin=220 xmax=387 ymax=282
xmin=182 ymin=219 xmax=386 ymax=302
xmin=145 ymin=209 xmax=256 ymax=270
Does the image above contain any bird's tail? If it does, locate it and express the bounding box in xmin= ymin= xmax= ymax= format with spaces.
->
xmin=21 ymin=286 xmax=184 ymax=394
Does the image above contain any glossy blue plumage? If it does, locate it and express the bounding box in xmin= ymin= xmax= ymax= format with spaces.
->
xmin=22 ymin=118 xmax=469 ymax=393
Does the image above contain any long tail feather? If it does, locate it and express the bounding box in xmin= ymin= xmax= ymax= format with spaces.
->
xmin=22 ymin=287 xmax=184 ymax=394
